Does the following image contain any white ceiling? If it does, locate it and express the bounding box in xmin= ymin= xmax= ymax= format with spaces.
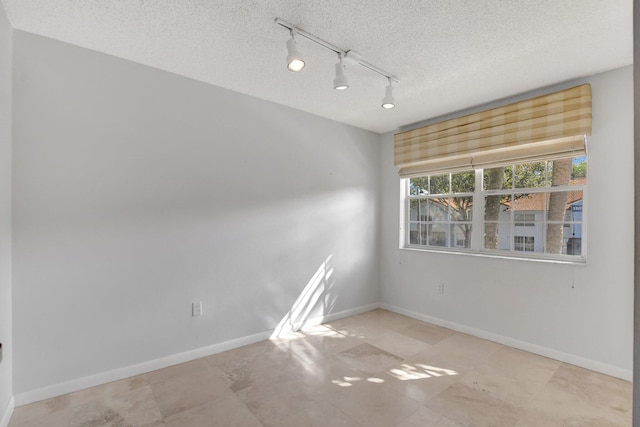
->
xmin=0 ymin=0 xmax=632 ymax=134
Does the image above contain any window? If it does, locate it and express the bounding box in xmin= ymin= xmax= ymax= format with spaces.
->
xmin=396 ymin=84 xmax=590 ymax=262
xmin=514 ymin=236 xmax=535 ymax=252
xmin=514 ymin=213 xmax=535 ymax=227
xmin=404 ymin=156 xmax=587 ymax=261
xmin=408 ymin=171 xmax=474 ymax=249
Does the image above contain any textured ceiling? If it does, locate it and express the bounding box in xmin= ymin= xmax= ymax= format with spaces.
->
xmin=0 ymin=0 xmax=632 ymax=134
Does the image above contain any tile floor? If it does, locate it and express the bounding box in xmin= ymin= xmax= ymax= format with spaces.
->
xmin=9 ymin=309 xmax=632 ymax=426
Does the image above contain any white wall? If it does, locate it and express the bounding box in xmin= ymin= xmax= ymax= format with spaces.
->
xmin=12 ymin=31 xmax=381 ymax=397
xmin=0 ymin=2 xmax=13 ymax=425
xmin=380 ymin=66 xmax=634 ymax=379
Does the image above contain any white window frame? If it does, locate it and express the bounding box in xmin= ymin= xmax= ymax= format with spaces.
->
xmin=400 ymin=161 xmax=587 ymax=263
xmin=405 ymin=172 xmax=475 ymax=250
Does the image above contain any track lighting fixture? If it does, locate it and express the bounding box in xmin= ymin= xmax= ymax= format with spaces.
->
xmin=381 ymin=78 xmax=396 ymax=109
xmin=276 ymin=18 xmax=400 ymax=109
xmin=286 ymin=30 xmax=305 ymax=72
xmin=333 ymin=54 xmax=349 ymax=90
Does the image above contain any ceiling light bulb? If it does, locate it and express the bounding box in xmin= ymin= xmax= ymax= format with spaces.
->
xmin=286 ymin=32 xmax=305 ymax=72
xmin=333 ymin=57 xmax=349 ymax=90
xmin=381 ymin=82 xmax=395 ymax=109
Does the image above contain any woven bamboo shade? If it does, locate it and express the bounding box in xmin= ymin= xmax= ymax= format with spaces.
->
xmin=394 ymin=84 xmax=591 ymax=177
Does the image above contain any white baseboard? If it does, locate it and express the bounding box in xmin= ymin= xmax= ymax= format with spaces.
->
xmin=380 ymin=303 xmax=632 ymax=381
xmin=14 ymin=330 xmax=271 ymax=406
xmin=16 ymin=300 xmax=628 ymax=408
xmin=14 ymin=303 xmax=380 ymax=406
xmin=0 ymin=396 xmax=14 ymax=427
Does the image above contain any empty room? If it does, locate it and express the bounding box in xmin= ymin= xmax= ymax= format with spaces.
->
xmin=0 ymin=1 xmax=635 ymax=426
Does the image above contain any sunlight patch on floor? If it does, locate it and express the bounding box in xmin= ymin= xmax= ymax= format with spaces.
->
xmin=331 ymin=376 xmax=385 ymax=387
xmin=389 ymin=363 xmax=458 ymax=381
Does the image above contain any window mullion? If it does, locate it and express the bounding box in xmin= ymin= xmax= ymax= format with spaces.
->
xmin=471 ymin=169 xmax=484 ymax=251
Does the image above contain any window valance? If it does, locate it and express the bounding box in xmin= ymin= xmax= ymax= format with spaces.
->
xmin=394 ymin=84 xmax=592 ymax=177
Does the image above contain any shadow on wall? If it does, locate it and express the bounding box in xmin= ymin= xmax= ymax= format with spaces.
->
xmin=271 ymin=255 xmax=337 ymax=337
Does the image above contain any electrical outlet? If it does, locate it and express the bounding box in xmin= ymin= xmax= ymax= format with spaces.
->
xmin=437 ymin=283 xmax=445 ymax=295
xmin=192 ymin=301 xmax=203 ymax=317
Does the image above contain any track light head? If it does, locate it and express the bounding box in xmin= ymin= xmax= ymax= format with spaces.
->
xmin=286 ymin=31 xmax=305 ymax=72
xmin=333 ymin=56 xmax=349 ymax=90
xmin=276 ymin=18 xmax=400 ymax=107
xmin=381 ymin=80 xmax=395 ymax=109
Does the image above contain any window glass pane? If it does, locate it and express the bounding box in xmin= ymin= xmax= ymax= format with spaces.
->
xmin=571 ymin=156 xmax=587 ymax=184
xmin=429 ymin=174 xmax=449 ymax=195
xmin=483 ymin=166 xmax=512 ymax=190
xmin=515 ymin=161 xmax=547 ymax=188
xmin=453 ymin=225 xmax=472 ymax=248
xmin=428 ymin=224 xmax=447 ymax=247
xmin=419 ymin=199 xmax=430 ymax=221
xmin=451 ymin=196 xmax=473 ymax=221
xmin=565 ymin=224 xmax=582 ymax=255
xmin=484 ymin=222 xmax=511 ymax=250
xmin=409 ymin=223 xmax=419 ymax=244
xmin=428 ymin=199 xmax=449 ymax=221
xmin=545 ymin=223 xmax=565 ymax=253
xmin=544 ymin=189 xmax=583 ymax=255
xmin=451 ymin=171 xmax=475 ymax=193
xmin=547 ymin=158 xmax=573 ymax=188
xmin=409 ymin=177 xmax=429 ymax=196
xmin=409 ymin=200 xmax=419 ymax=221
xmin=512 ymin=193 xmax=541 ymax=213
xmin=484 ymin=194 xmax=510 ymax=222
xmin=545 ymin=222 xmax=580 ymax=255
xmin=545 ymin=191 xmax=583 ymax=221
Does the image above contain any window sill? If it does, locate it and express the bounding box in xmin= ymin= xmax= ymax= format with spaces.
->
xmin=400 ymin=246 xmax=587 ymax=265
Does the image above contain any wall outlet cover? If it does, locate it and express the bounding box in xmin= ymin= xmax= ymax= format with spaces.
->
xmin=192 ymin=302 xmax=203 ymax=317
